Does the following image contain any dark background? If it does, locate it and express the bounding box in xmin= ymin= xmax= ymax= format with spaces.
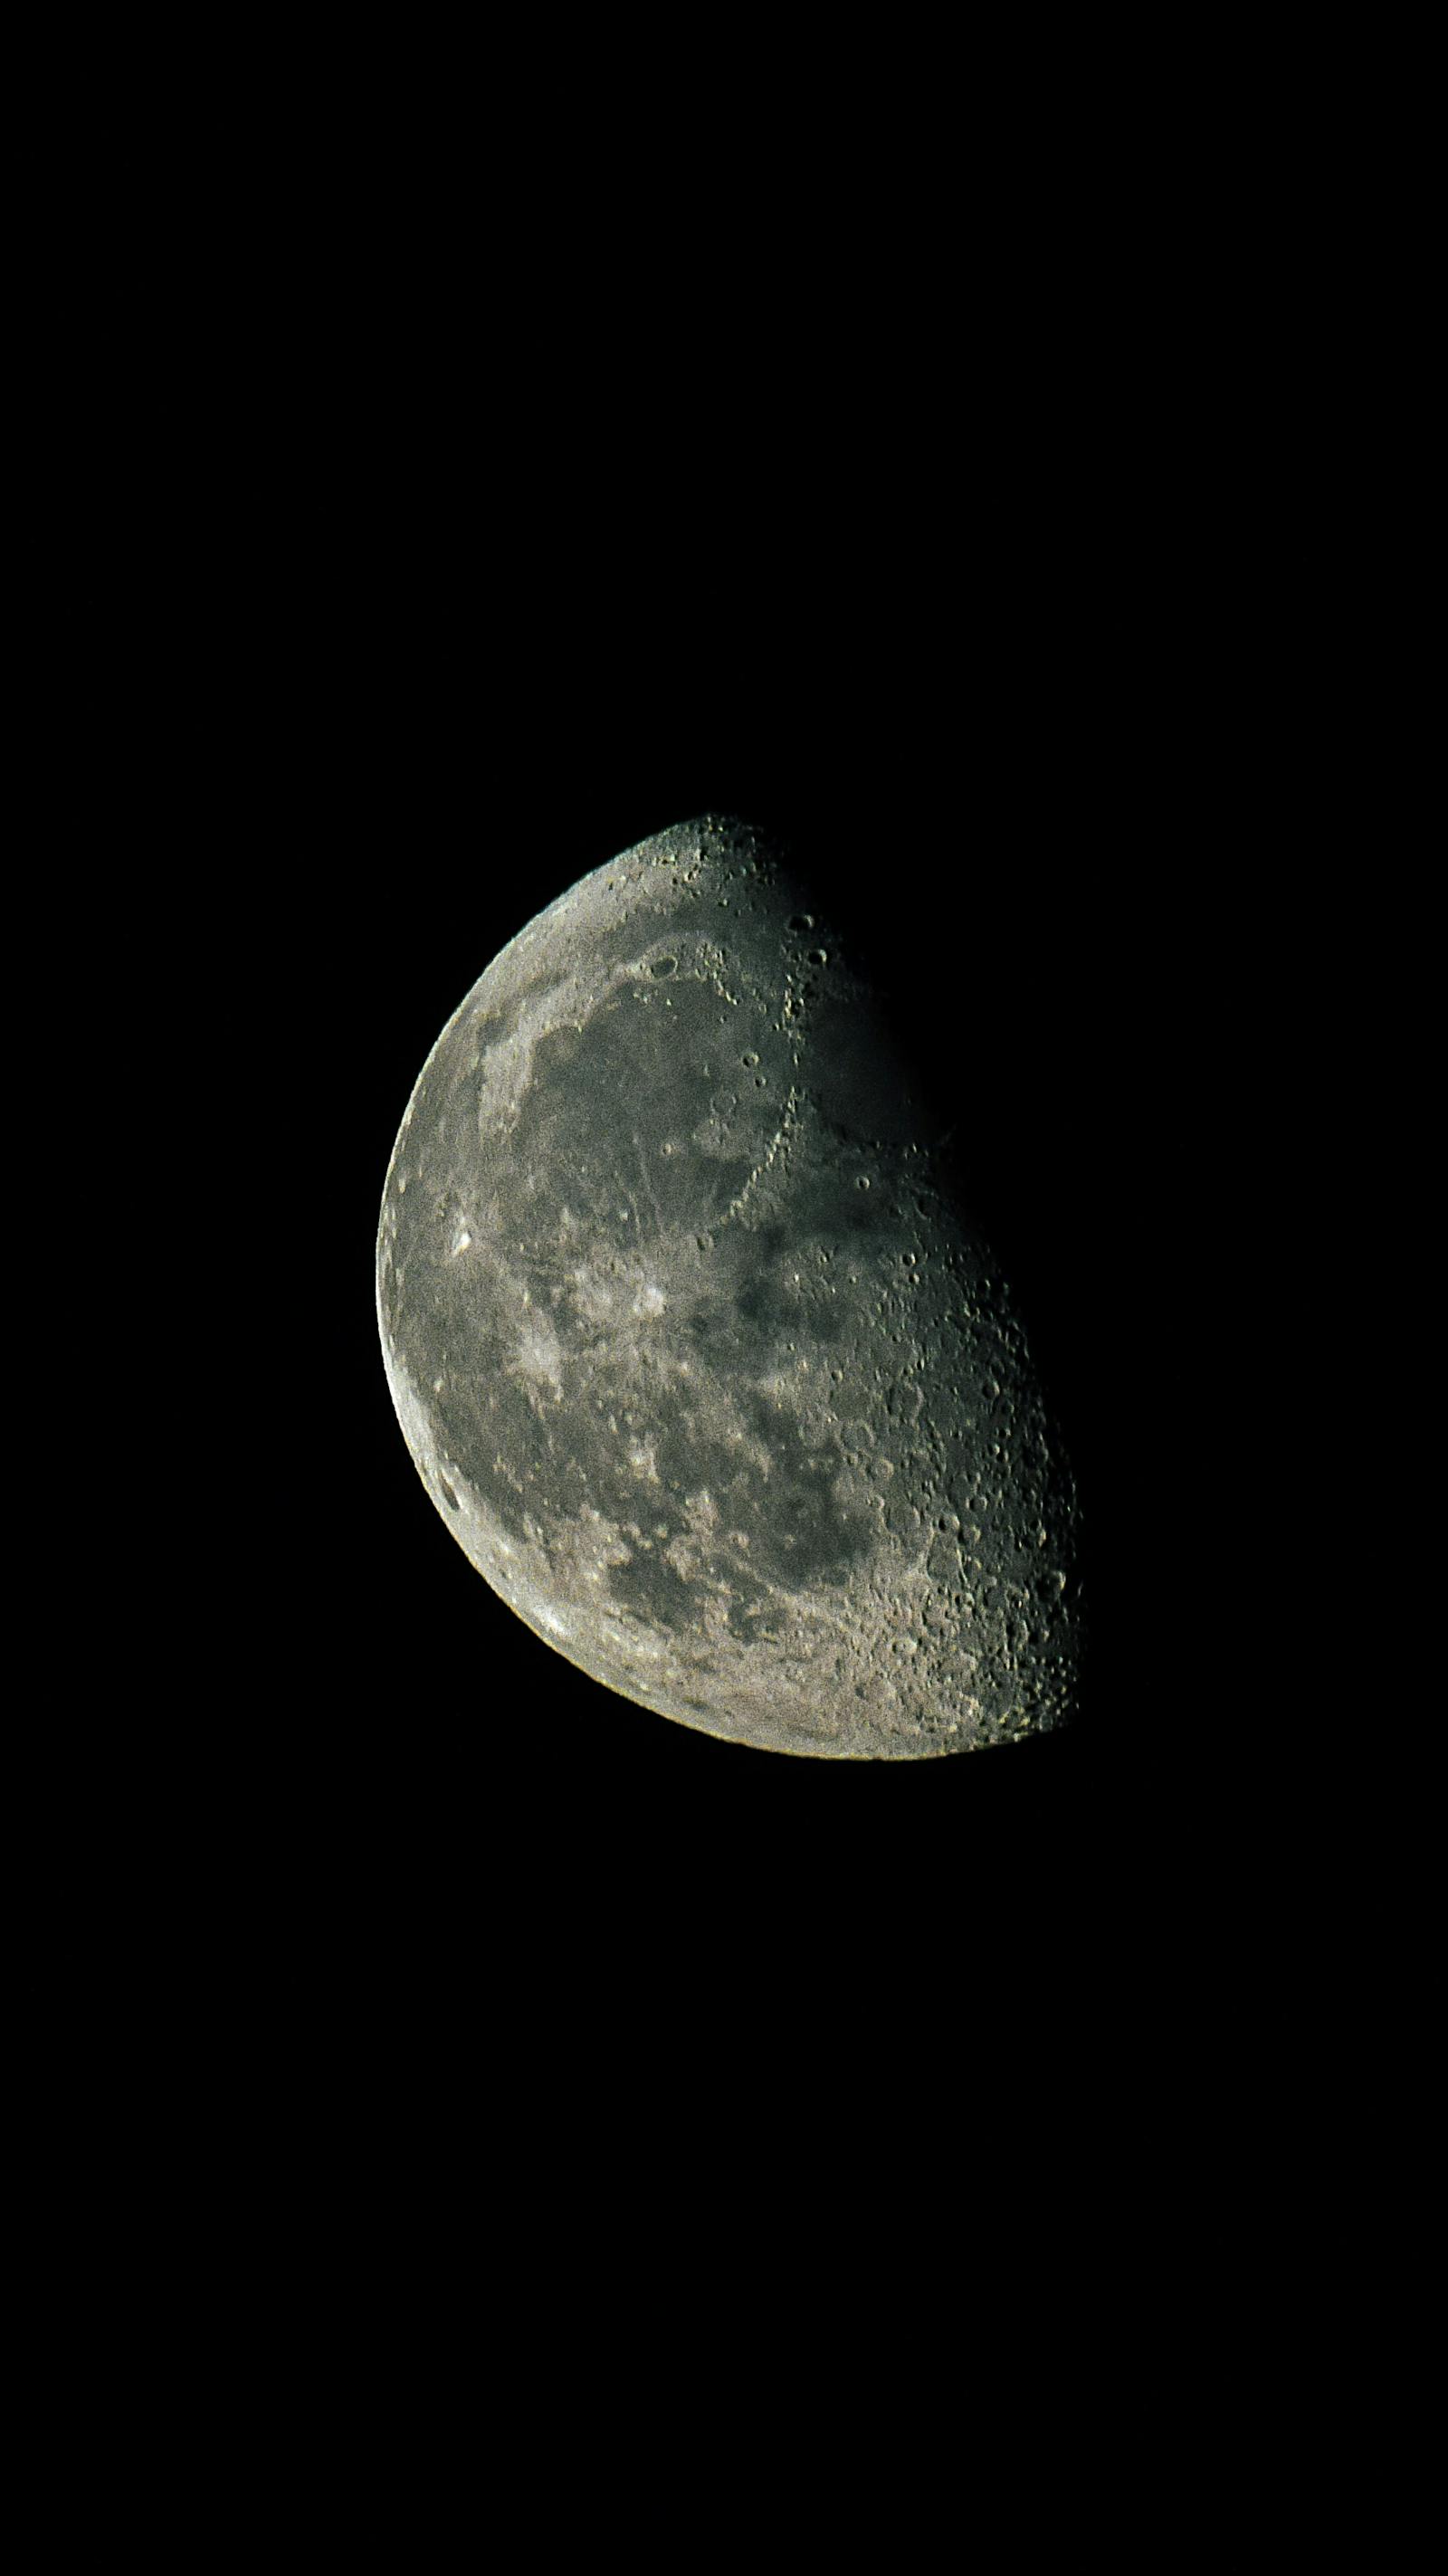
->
xmin=33 ymin=106 xmax=1298 ymax=2477
xmin=23 ymin=66 xmax=1384 ymax=2540
xmin=55 ymin=127 xmax=1223 ymax=2066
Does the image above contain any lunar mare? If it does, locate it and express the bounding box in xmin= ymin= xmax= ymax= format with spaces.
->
xmin=376 ymin=816 xmax=1081 ymax=1758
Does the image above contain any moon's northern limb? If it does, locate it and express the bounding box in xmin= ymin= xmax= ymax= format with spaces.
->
xmin=376 ymin=816 xmax=1081 ymax=1758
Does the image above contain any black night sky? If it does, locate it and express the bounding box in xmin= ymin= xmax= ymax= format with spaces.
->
xmin=60 ymin=143 xmax=1222 ymax=2043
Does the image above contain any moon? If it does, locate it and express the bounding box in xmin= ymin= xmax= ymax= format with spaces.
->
xmin=376 ymin=816 xmax=1081 ymax=1757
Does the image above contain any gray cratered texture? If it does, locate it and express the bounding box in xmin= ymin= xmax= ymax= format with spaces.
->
xmin=376 ymin=816 xmax=1081 ymax=1757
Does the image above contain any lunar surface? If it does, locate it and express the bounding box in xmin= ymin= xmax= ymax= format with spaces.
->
xmin=376 ymin=816 xmax=1081 ymax=1757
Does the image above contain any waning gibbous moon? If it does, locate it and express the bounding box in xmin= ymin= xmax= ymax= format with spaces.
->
xmin=376 ymin=816 xmax=1081 ymax=1758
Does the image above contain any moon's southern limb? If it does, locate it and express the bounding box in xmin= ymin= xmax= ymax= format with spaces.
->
xmin=376 ymin=817 xmax=1081 ymax=1758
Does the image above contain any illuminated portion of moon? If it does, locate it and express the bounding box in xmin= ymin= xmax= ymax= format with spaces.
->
xmin=376 ymin=816 xmax=1081 ymax=1757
